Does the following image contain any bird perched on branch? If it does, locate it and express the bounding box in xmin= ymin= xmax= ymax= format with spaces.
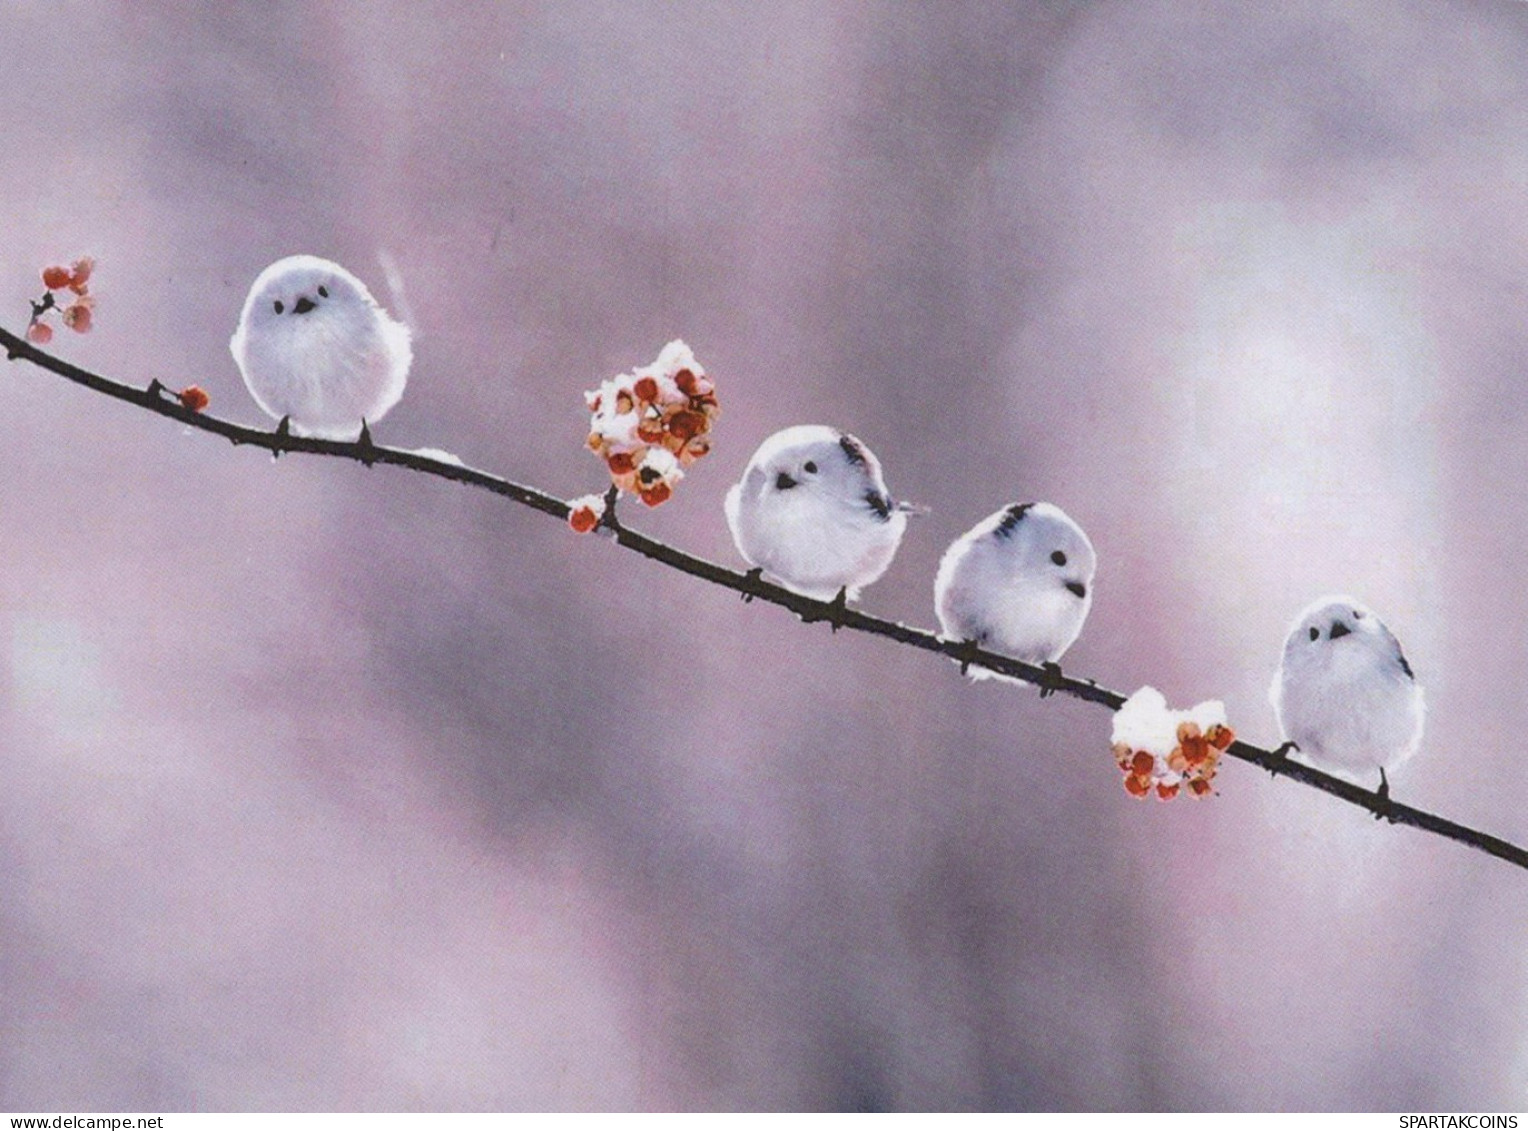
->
xmin=934 ymin=501 xmax=1096 ymax=682
xmin=725 ymin=425 xmax=918 ymax=602
xmin=1270 ymin=595 xmax=1425 ymax=796
xmin=230 ymin=254 xmax=412 ymax=440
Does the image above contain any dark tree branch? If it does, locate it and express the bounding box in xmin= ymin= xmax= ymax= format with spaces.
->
xmin=5 ymin=323 xmax=1525 ymax=875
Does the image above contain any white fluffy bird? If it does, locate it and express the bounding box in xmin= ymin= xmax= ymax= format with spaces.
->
xmin=230 ymin=254 xmax=412 ymax=440
xmin=934 ymin=502 xmax=1096 ymax=680
xmin=1269 ymin=595 xmax=1424 ymax=794
xmin=725 ymin=425 xmax=914 ymax=601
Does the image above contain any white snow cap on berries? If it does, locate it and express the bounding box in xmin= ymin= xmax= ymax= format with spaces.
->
xmin=581 ymin=339 xmax=718 ymax=510
xmin=1111 ymin=686 xmax=1235 ymax=800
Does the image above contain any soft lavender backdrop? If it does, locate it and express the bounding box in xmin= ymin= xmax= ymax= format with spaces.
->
xmin=2 ymin=0 xmax=1525 ymax=1111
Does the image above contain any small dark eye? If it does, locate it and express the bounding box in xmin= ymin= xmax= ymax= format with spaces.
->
xmin=1309 ymin=627 xmax=1320 ymax=641
xmin=803 ymin=461 xmax=817 ymax=474
xmin=1353 ymin=609 xmax=1362 ymax=619
xmin=273 ymin=300 xmax=284 ymax=314
xmin=318 ymin=286 xmax=329 ymax=298
xmin=1051 ymin=550 xmax=1067 ymax=566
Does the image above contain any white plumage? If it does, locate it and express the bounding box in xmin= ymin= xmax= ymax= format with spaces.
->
xmin=934 ymin=502 xmax=1096 ymax=680
xmin=230 ymin=254 xmax=412 ymax=440
xmin=1270 ymin=595 xmax=1425 ymax=787
xmin=724 ymin=425 xmax=910 ymax=601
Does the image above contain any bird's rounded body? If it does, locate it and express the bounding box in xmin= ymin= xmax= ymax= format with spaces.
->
xmin=935 ymin=502 xmax=1095 ymax=679
xmin=230 ymin=255 xmax=411 ymax=440
xmin=725 ymin=425 xmax=908 ymax=601
xmin=1270 ymin=596 xmax=1424 ymax=782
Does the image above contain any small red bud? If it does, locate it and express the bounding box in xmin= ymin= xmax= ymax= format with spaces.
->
xmin=41 ymin=265 xmax=72 ymax=290
xmin=637 ymin=482 xmax=672 ymax=507
xmin=177 ymin=386 xmax=210 ymax=412
xmin=61 ymin=303 xmax=92 ymax=333
xmin=25 ymin=322 xmax=53 ymax=345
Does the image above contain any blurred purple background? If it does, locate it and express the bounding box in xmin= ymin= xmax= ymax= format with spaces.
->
xmin=2 ymin=0 xmax=1526 ymax=1111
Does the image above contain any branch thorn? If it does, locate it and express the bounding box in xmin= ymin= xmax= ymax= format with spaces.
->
xmin=954 ymin=638 xmax=982 ymax=676
xmin=598 ymin=484 xmax=622 ymax=533
xmin=740 ymin=567 xmax=763 ymax=603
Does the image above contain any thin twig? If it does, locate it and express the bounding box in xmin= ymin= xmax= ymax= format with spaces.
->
xmin=4 ymin=323 xmax=1525 ymax=875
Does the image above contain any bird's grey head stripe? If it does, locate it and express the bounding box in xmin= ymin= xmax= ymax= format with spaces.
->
xmin=995 ymin=502 xmax=1035 ymax=539
xmin=838 ymin=433 xmax=868 ymax=467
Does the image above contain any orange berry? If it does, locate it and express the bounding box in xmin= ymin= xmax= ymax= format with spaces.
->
xmin=41 ymin=265 xmax=72 ymax=290
xmin=69 ymin=256 xmax=94 ymax=287
xmin=1130 ymin=750 xmax=1154 ymax=776
xmin=667 ymin=409 xmax=706 ymax=441
xmin=1189 ymin=778 xmax=1213 ymax=797
xmin=568 ymin=505 xmax=600 ymax=533
xmin=633 ymin=376 xmax=659 ymax=403
xmin=614 ymin=391 xmax=634 ymax=415
xmin=1124 ymin=774 xmax=1150 ymax=797
xmin=607 ymin=451 xmax=636 ymax=475
xmin=1207 ymin=724 xmax=1235 ymax=751
xmin=1176 ymin=720 xmax=1201 ymax=744
xmin=674 ymin=368 xmax=697 ymax=395
xmin=587 ymin=431 xmax=604 ymax=452
xmin=25 ymin=321 xmax=52 ymax=345
xmin=176 ymin=385 xmax=210 ymax=412
xmin=61 ymin=303 xmax=92 ymax=333
xmin=1156 ymin=783 xmax=1180 ymax=801
xmin=638 ymin=482 xmax=672 ymax=507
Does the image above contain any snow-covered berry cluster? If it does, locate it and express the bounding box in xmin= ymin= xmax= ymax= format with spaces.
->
xmin=26 ymin=257 xmax=96 ymax=344
xmin=581 ymin=339 xmax=717 ymax=512
xmin=1111 ymin=687 xmax=1235 ymax=800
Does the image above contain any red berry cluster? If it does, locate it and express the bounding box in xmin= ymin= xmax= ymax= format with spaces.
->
xmin=26 ymin=257 xmax=96 ymax=344
xmin=578 ymin=339 xmax=718 ymax=519
xmin=1110 ymin=687 xmax=1235 ymax=802
xmin=1113 ymin=720 xmax=1234 ymax=800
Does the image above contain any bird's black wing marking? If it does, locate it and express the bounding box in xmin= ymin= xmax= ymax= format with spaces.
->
xmin=838 ymin=433 xmax=868 ymax=467
xmin=864 ymin=490 xmax=892 ymax=521
xmin=994 ymin=502 xmax=1035 ymax=540
xmin=1397 ymin=650 xmax=1415 ymax=680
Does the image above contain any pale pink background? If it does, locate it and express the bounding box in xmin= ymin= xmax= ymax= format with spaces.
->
xmin=2 ymin=1 xmax=1525 ymax=1111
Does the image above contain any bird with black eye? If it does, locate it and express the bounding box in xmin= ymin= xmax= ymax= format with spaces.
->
xmin=1270 ymin=595 xmax=1425 ymax=802
xmin=934 ymin=501 xmax=1097 ymax=685
xmin=231 ymin=254 xmax=412 ymax=440
xmin=725 ymin=424 xmax=921 ymax=603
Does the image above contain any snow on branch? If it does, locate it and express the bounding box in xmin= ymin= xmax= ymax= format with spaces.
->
xmin=3 ymin=321 xmax=1525 ymax=876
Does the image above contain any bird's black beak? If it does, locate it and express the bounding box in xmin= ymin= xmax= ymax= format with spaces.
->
xmin=1066 ymin=581 xmax=1087 ymax=599
xmin=293 ymin=295 xmax=317 ymax=315
xmin=1329 ymin=622 xmax=1351 ymax=639
xmin=775 ymin=472 xmax=798 ymax=491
